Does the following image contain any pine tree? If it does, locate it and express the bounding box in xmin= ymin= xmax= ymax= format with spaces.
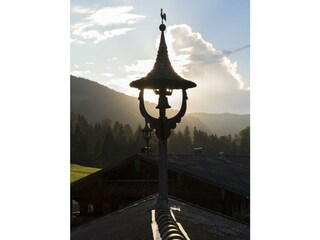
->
xmin=239 ymin=127 xmax=250 ymax=156
xmin=102 ymin=127 xmax=115 ymax=164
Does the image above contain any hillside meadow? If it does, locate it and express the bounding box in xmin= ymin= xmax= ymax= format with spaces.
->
xmin=71 ymin=164 xmax=101 ymax=183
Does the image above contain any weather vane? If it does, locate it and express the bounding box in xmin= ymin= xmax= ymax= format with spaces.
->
xmin=160 ymin=8 xmax=166 ymax=24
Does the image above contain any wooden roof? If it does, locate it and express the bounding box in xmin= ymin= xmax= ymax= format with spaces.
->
xmin=71 ymin=153 xmax=249 ymax=197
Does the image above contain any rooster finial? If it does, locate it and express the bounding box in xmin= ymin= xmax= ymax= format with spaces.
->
xmin=160 ymin=8 xmax=166 ymax=24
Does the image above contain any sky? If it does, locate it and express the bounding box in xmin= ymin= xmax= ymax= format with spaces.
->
xmin=71 ymin=0 xmax=250 ymax=114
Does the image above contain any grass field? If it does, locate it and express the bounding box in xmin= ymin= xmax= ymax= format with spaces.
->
xmin=71 ymin=164 xmax=101 ymax=183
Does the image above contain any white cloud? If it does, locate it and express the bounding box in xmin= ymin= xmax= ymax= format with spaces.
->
xmin=165 ymin=25 xmax=249 ymax=90
xmin=73 ymin=27 xmax=135 ymax=44
xmin=71 ymin=6 xmax=94 ymax=14
xmin=221 ymin=57 xmax=244 ymax=90
xmin=78 ymin=29 xmax=102 ymax=41
xmin=71 ymin=22 xmax=94 ymax=35
xmin=71 ymin=5 xmax=145 ymax=44
xmin=162 ymin=24 xmax=250 ymax=113
xmin=70 ymin=38 xmax=85 ymax=45
xmin=104 ymin=27 xmax=135 ymax=38
xmin=88 ymin=6 xmax=145 ymax=26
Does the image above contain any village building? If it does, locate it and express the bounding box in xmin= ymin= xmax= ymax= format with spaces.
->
xmin=71 ymin=153 xmax=249 ymax=228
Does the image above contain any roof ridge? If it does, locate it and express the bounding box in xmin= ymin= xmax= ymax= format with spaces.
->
xmin=167 ymin=195 xmax=250 ymax=225
xmin=154 ymin=203 xmax=188 ymax=240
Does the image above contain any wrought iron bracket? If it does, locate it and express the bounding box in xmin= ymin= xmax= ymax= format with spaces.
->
xmin=138 ymin=89 xmax=188 ymax=140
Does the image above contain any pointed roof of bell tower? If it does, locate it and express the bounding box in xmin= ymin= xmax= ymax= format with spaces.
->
xmin=130 ymin=11 xmax=196 ymax=90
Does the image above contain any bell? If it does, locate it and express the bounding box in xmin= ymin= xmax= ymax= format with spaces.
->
xmin=156 ymin=95 xmax=171 ymax=109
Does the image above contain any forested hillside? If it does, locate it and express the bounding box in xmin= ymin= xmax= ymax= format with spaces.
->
xmin=71 ymin=113 xmax=250 ymax=168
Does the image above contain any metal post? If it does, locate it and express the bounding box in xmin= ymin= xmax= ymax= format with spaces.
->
xmin=157 ymin=92 xmax=168 ymax=205
xmin=158 ymin=138 xmax=168 ymax=204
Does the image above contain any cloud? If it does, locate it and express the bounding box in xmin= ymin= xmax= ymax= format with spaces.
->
xmin=88 ymin=6 xmax=145 ymax=26
xmin=74 ymin=27 xmax=135 ymax=44
xmin=70 ymin=38 xmax=85 ymax=45
xmin=71 ymin=5 xmax=145 ymax=44
xmin=221 ymin=57 xmax=244 ymax=90
xmin=158 ymin=24 xmax=250 ymax=113
xmin=71 ymin=22 xmax=94 ymax=36
xmin=71 ymin=6 xmax=94 ymax=14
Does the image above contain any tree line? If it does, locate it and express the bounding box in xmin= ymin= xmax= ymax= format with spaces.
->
xmin=71 ymin=112 xmax=250 ymax=168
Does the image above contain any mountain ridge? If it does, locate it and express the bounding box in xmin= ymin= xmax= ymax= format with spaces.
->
xmin=70 ymin=75 xmax=249 ymax=136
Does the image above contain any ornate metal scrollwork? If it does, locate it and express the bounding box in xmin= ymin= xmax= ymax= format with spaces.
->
xmin=138 ymin=89 xmax=188 ymax=140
